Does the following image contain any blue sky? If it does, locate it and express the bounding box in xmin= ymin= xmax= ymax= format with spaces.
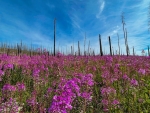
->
xmin=0 ymin=0 xmax=149 ymax=55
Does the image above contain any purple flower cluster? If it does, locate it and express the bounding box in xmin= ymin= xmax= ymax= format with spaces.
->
xmin=122 ymin=74 xmax=130 ymax=81
xmin=48 ymin=78 xmax=80 ymax=113
xmin=2 ymin=83 xmax=26 ymax=92
xmin=101 ymin=87 xmax=120 ymax=111
xmin=101 ymin=87 xmax=116 ymax=96
xmin=138 ymin=68 xmax=146 ymax=75
xmin=32 ymin=69 xmax=40 ymax=77
xmin=26 ymin=97 xmax=38 ymax=106
xmin=130 ymin=79 xmax=138 ymax=86
xmin=16 ymin=82 xmax=26 ymax=91
xmin=0 ymin=98 xmax=23 ymax=113
xmin=0 ymin=70 xmax=4 ymax=81
xmin=48 ymin=73 xmax=94 ymax=113
xmin=80 ymin=73 xmax=94 ymax=86
xmin=27 ymin=90 xmax=38 ymax=107
xmin=4 ymin=64 xmax=14 ymax=70
xmin=2 ymin=84 xmax=16 ymax=92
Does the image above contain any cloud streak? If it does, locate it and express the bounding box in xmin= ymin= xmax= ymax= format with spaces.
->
xmin=96 ymin=0 xmax=105 ymax=18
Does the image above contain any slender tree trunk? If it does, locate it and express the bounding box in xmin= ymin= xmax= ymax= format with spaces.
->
xmin=148 ymin=45 xmax=150 ymax=56
xmin=108 ymin=36 xmax=112 ymax=56
xmin=88 ymin=41 xmax=90 ymax=56
xmin=125 ymin=28 xmax=129 ymax=56
xmin=84 ymin=32 xmax=86 ymax=56
xmin=71 ymin=46 xmax=73 ymax=55
xmin=78 ymin=41 xmax=80 ymax=56
xmin=133 ymin=46 xmax=135 ymax=56
xmin=99 ymin=34 xmax=103 ymax=56
xmin=117 ymin=33 xmax=120 ymax=55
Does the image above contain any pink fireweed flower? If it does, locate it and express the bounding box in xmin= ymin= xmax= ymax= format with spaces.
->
xmin=16 ymin=82 xmax=26 ymax=91
xmin=81 ymin=73 xmax=94 ymax=86
xmin=0 ymin=70 xmax=4 ymax=76
xmin=92 ymin=66 xmax=96 ymax=71
xmin=26 ymin=97 xmax=38 ymax=106
xmin=32 ymin=69 xmax=40 ymax=77
xmin=101 ymin=87 xmax=116 ymax=96
xmin=47 ymin=87 xmax=53 ymax=93
xmin=115 ymin=63 xmax=120 ymax=68
xmin=103 ymin=108 xmax=109 ymax=112
xmin=112 ymin=99 xmax=120 ymax=105
xmin=2 ymin=84 xmax=16 ymax=92
xmin=122 ymin=74 xmax=130 ymax=81
xmin=101 ymin=99 xmax=109 ymax=105
xmin=130 ymin=79 xmax=138 ymax=86
xmin=111 ymin=78 xmax=118 ymax=83
xmin=49 ymin=94 xmax=73 ymax=113
xmin=4 ymin=64 xmax=13 ymax=70
xmin=81 ymin=92 xmax=92 ymax=101
xmin=0 ymin=98 xmax=23 ymax=113
xmin=101 ymin=71 xmax=109 ymax=79
xmin=138 ymin=69 xmax=146 ymax=75
xmin=49 ymin=76 xmax=84 ymax=113
xmin=0 ymin=70 xmax=4 ymax=81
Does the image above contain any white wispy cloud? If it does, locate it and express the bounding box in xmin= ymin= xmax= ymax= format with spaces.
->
xmin=96 ymin=0 xmax=105 ymax=18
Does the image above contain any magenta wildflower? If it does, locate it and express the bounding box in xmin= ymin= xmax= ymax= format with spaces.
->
xmin=0 ymin=70 xmax=4 ymax=81
xmin=0 ymin=70 xmax=4 ymax=76
xmin=81 ymin=73 xmax=94 ymax=86
xmin=92 ymin=66 xmax=96 ymax=71
xmin=81 ymin=92 xmax=92 ymax=101
xmin=4 ymin=64 xmax=13 ymax=70
xmin=47 ymin=87 xmax=53 ymax=93
xmin=16 ymin=82 xmax=26 ymax=91
xmin=103 ymin=108 xmax=109 ymax=112
xmin=49 ymin=95 xmax=73 ymax=113
xmin=130 ymin=79 xmax=138 ymax=86
xmin=101 ymin=99 xmax=108 ymax=105
xmin=32 ymin=69 xmax=40 ymax=77
xmin=2 ymin=84 xmax=16 ymax=92
xmin=101 ymin=87 xmax=116 ymax=96
xmin=0 ymin=98 xmax=23 ymax=113
xmin=27 ymin=97 xmax=38 ymax=106
xmin=122 ymin=74 xmax=130 ymax=81
xmin=138 ymin=69 xmax=146 ymax=75
xmin=112 ymin=99 xmax=120 ymax=105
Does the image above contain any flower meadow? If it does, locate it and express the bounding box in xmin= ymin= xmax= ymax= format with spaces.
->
xmin=0 ymin=52 xmax=150 ymax=113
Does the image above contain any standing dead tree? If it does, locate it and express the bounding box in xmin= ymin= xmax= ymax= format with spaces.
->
xmin=133 ymin=46 xmax=135 ymax=56
xmin=121 ymin=12 xmax=129 ymax=56
xmin=84 ymin=32 xmax=86 ymax=56
xmin=117 ymin=33 xmax=120 ymax=55
xmin=108 ymin=36 xmax=112 ymax=56
xmin=148 ymin=45 xmax=150 ymax=56
xmin=99 ymin=34 xmax=103 ymax=56
xmin=78 ymin=41 xmax=80 ymax=56
xmin=88 ymin=40 xmax=90 ymax=56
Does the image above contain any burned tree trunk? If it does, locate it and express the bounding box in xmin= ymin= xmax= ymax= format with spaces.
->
xmin=108 ymin=36 xmax=112 ymax=56
xmin=99 ymin=34 xmax=103 ymax=56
